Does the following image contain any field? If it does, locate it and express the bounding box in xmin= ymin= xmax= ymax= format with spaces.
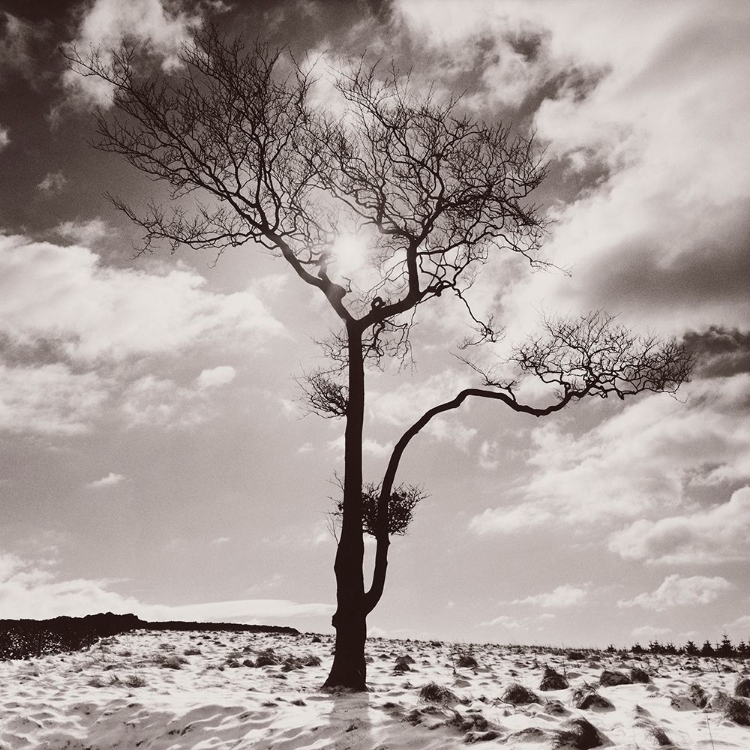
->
xmin=1 ymin=630 xmax=749 ymax=748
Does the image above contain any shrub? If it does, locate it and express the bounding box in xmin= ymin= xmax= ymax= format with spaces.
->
xmin=124 ymin=674 xmax=146 ymax=688
xmin=540 ymin=666 xmax=568 ymax=691
xmin=599 ymin=670 xmax=632 ymax=687
xmin=501 ymin=683 xmax=540 ymax=705
xmin=418 ymin=682 xmax=459 ymax=707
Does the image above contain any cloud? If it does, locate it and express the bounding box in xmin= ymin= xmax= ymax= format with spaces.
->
xmin=395 ymin=2 xmax=750 ymax=336
xmin=0 ymin=235 xmax=285 ymax=364
xmin=87 ymin=472 xmax=125 ymax=489
xmin=0 ymin=548 xmax=333 ymax=621
xmin=210 ymin=536 xmax=230 ymax=545
xmin=0 ymin=363 xmax=109 ymax=435
xmin=469 ymin=374 xmax=750 ymax=539
xmin=478 ymin=614 xmax=523 ymax=629
xmin=196 ymin=366 xmax=236 ymax=389
xmin=0 ymin=11 xmax=46 ymax=82
xmin=120 ymin=373 xmax=229 ymax=429
xmin=368 ymin=370 xmax=477 ymax=451
xmin=632 ymin=625 xmax=672 ymax=641
xmin=609 ymin=487 xmax=750 ymax=565
xmin=478 ymin=440 xmax=500 ymax=470
xmin=36 ymin=171 xmax=66 ymax=194
xmin=0 ymin=125 xmax=8 ymax=150
xmin=505 ymin=583 xmax=591 ymax=608
xmin=55 ymin=218 xmax=111 ymax=245
xmin=683 ymin=327 xmax=750 ymax=379
xmin=363 ymin=438 xmax=393 ymax=458
xmin=618 ymin=574 xmax=732 ymax=611
xmin=62 ymin=0 xmax=202 ymax=107
xmin=469 ymin=503 xmax=554 ymax=535
xmin=0 ymin=234 xmax=286 ymax=435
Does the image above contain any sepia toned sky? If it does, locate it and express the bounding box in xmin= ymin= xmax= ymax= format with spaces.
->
xmin=1 ymin=0 xmax=749 ymax=648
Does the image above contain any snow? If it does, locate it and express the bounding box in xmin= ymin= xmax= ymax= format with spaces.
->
xmin=1 ymin=629 xmax=749 ymax=748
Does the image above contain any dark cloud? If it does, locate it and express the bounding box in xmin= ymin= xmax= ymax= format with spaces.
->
xmin=576 ymin=200 xmax=750 ymax=322
xmin=683 ymin=326 xmax=750 ymax=378
xmin=223 ymin=0 xmax=394 ymax=55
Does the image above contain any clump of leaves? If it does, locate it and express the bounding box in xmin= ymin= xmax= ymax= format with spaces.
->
xmin=333 ymin=481 xmax=426 ymax=536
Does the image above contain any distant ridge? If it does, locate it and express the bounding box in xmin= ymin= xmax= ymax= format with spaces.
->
xmin=0 ymin=612 xmax=299 ymax=660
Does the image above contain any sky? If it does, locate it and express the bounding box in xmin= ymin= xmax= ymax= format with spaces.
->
xmin=0 ymin=0 xmax=749 ymax=649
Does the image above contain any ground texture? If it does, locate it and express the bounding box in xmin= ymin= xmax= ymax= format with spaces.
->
xmin=1 ymin=630 xmax=749 ymax=748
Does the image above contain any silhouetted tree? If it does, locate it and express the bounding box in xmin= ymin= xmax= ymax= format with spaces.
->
xmin=701 ymin=640 xmax=715 ymax=657
xmin=717 ymin=633 xmax=735 ymax=658
xmin=684 ymin=640 xmax=699 ymax=656
xmin=67 ymin=26 xmax=692 ymax=690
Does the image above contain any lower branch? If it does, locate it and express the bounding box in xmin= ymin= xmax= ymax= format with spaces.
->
xmin=363 ymin=386 xmax=582 ymax=606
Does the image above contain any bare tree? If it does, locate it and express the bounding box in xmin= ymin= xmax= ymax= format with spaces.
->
xmin=66 ymin=27 xmax=692 ymax=691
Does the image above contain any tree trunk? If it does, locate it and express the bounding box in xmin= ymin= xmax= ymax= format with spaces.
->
xmin=323 ymin=325 xmax=368 ymax=691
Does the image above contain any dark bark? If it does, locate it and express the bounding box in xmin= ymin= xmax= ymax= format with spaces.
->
xmin=323 ymin=324 xmax=368 ymax=690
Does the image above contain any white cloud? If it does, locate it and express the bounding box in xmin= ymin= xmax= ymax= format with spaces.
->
xmin=479 ymin=614 xmax=523 ymax=629
xmin=210 ymin=536 xmax=230 ymax=545
xmin=478 ymin=440 xmax=499 ymax=470
xmin=63 ymin=0 xmax=202 ymax=107
xmin=0 ymin=235 xmax=285 ymax=364
xmin=618 ymin=574 xmax=732 ymax=611
xmin=609 ymin=487 xmax=750 ymax=565
xmin=36 ymin=171 xmax=66 ymax=194
xmin=470 ymin=375 xmax=750 ymax=538
xmin=0 ymin=548 xmax=333 ymax=621
xmin=55 ymin=218 xmax=110 ymax=245
xmin=87 ymin=472 xmax=125 ymax=489
xmin=0 ymin=364 xmax=109 ymax=435
xmin=0 ymin=126 xmax=9 ymax=150
xmin=395 ymin=2 xmax=750 ymax=336
xmin=632 ymin=625 xmax=672 ymax=641
xmin=363 ymin=438 xmax=393 ymax=458
xmin=469 ymin=503 xmax=553 ymax=535
xmin=506 ymin=583 xmax=590 ymax=608
xmin=121 ymin=374 xmax=216 ymax=429
xmin=196 ymin=366 xmax=237 ymax=389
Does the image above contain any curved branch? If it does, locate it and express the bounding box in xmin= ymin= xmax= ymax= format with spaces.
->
xmin=363 ymin=385 xmax=582 ymax=612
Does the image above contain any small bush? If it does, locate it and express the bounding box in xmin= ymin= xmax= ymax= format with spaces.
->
xmin=502 ymin=682 xmax=540 ymax=705
xmin=552 ymin=716 xmax=604 ymax=749
xmin=572 ymin=689 xmax=614 ymax=711
xmin=688 ymin=683 xmax=708 ymax=708
xmin=418 ymin=682 xmax=459 ymax=706
xmin=630 ymin=667 xmax=650 ymax=684
xmin=540 ymin=666 xmax=569 ymax=691
xmin=735 ymin=677 xmax=750 ymax=698
xmin=599 ymin=670 xmax=631 ymax=687
xmin=456 ymin=652 xmax=478 ymax=669
xmin=154 ymin=653 xmax=187 ymax=669
xmin=124 ymin=674 xmax=146 ymax=688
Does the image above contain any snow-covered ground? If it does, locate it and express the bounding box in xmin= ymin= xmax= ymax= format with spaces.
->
xmin=1 ymin=629 xmax=749 ymax=748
